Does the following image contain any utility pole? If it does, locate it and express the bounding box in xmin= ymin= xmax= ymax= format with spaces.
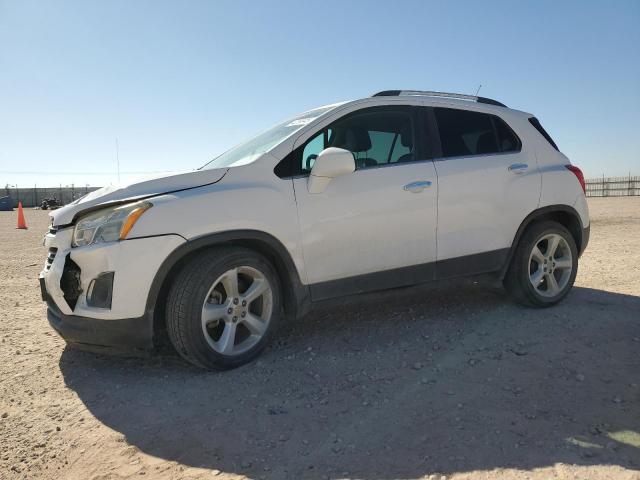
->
xmin=116 ymin=138 xmax=121 ymax=183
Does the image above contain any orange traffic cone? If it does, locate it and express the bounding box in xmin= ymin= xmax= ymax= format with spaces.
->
xmin=16 ymin=201 xmax=28 ymax=230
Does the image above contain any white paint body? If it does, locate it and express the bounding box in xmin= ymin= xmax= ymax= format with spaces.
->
xmin=41 ymin=95 xmax=589 ymax=321
xmin=293 ymin=156 xmax=438 ymax=284
xmin=433 ymin=110 xmax=542 ymax=261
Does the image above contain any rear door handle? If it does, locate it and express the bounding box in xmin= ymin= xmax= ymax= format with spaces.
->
xmin=403 ymin=180 xmax=432 ymax=193
xmin=508 ymin=163 xmax=528 ymax=174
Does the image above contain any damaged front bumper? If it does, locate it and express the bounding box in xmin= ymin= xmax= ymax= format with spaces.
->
xmin=39 ymin=225 xmax=185 ymax=352
xmin=45 ymin=296 xmax=154 ymax=353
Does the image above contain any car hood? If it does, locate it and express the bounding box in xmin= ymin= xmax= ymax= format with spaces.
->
xmin=50 ymin=168 xmax=228 ymax=226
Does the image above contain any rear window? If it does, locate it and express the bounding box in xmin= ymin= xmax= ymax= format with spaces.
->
xmin=434 ymin=108 xmax=521 ymax=158
xmin=528 ymin=117 xmax=559 ymax=151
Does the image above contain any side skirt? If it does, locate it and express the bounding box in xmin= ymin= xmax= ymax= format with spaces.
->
xmin=309 ymin=248 xmax=510 ymax=302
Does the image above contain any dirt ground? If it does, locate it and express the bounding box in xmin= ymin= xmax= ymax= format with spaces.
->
xmin=1 ymin=197 xmax=638 ymax=480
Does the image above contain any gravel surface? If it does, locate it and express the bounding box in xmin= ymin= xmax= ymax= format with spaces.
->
xmin=1 ymin=197 xmax=639 ymax=480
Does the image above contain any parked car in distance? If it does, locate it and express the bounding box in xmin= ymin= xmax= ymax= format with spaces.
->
xmin=40 ymin=90 xmax=589 ymax=370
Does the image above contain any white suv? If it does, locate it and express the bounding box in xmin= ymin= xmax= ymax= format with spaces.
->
xmin=40 ymin=90 xmax=590 ymax=369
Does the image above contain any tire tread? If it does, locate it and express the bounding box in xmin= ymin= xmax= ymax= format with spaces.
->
xmin=504 ymin=220 xmax=578 ymax=308
xmin=165 ymin=247 xmax=280 ymax=370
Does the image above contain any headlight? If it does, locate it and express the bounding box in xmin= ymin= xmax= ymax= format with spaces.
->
xmin=72 ymin=201 xmax=152 ymax=247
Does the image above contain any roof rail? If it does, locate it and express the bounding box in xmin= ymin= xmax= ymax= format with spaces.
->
xmin=371 ymin=90 xmax=507 ymax=108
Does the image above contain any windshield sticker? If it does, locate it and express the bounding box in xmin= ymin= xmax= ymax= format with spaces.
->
xmin=286 ymin=117 xmax=316 ymax=127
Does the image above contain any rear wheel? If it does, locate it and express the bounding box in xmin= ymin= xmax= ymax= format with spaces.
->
xmin=166 ymin=247 xmax=281 ymax=369
xmin=504 ymin=221 xmax=578 ymax=307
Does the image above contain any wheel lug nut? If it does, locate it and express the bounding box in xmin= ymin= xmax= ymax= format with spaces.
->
xmin=232 ymin=316 xmax=237 ymax=322
xmin=233 ymin=298 xmax=239 ymax=305
xmin=227 ymin=308 xmax=233 ymax=314
xmin=241 ymin=312 xmax=246 ymax=318
xmin=241 ymin=300 xmax=247 ymax=307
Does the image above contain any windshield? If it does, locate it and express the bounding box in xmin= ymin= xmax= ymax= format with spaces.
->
xmin=200 ymin=104 xmax=339 ymax=170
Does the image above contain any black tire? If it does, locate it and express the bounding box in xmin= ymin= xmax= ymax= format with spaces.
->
xmin=504 ymin=220 xmax=578 ymax=307
xmin=166 ymin=247 xmax=282 ymax=370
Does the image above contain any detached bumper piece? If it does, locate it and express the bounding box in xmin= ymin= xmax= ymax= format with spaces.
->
xmin=46 ymin=300 xmax=154 ymax=355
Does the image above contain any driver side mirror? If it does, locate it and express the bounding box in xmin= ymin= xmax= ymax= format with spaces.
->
xmin=307 ymin=147 xmax=355 ymax=194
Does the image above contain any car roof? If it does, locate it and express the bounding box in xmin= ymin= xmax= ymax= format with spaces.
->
xmin=314 ymin=92 xmax=533 ymax=119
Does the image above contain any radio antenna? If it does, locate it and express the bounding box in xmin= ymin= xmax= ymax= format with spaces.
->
xmin=474 ymin=84 xmax=482 ymax=96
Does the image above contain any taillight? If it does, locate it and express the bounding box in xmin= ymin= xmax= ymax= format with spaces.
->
xmin=565 ymin=165 xmax=586 ymax=195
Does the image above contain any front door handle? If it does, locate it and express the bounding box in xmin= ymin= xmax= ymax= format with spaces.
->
xmin=508 ymin=163 xmax=528 ymax=174
xmin=403 ymin=180 xmax=432 ymax=193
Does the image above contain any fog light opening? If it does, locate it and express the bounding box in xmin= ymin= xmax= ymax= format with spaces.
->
xmin=86 ymin=272 xmax=114 ymax=309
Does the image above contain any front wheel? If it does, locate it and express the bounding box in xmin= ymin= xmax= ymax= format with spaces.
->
xmin=504 ymin=221 xmax=578 ymax=307
xmin=166 ymin=247 xmax=282 ymax=370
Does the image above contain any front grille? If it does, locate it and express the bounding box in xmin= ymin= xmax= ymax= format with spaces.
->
xmin=45 ymin=222 xmax=58 ymax=270
xmin=45 ymin=247 xmax=58 ymax=270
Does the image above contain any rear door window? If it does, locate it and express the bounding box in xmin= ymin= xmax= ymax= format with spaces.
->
xmin=434 ymin=108 xmax=521 ymax=158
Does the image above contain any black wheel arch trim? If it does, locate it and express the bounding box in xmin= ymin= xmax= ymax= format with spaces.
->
xmin=500 ymin=204 xmax=587 ymax=279
xmin=145 ymin=230 xmax=311 ymax=341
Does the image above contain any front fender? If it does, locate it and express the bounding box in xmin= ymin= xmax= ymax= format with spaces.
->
xmin=145 ymin=230 xmax=312 ymax=335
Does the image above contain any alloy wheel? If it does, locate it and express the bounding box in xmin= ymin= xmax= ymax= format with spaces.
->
xmin=528 ymin=233 xmax=573 ymax=297
xmin=201 ymin=266 xmax=273 ymax=356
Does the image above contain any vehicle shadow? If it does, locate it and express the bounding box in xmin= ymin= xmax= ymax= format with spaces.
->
xmin=59 ymin=284 xmax=640 ymax=479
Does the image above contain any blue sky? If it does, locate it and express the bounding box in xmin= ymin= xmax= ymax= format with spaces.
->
xmin=1 ymin=0 xmax=638 ymax=187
